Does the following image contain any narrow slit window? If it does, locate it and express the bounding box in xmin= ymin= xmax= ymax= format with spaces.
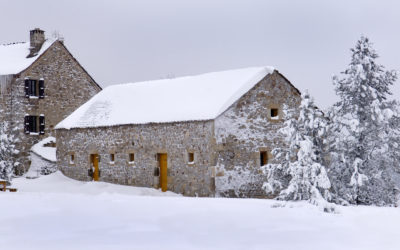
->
xmin=129 ymin=153 xmax=135 ymax=163
xmin=70 ymin=154 xmax=75 ymax=164
xmin=260 ymin=151 xmax=268 ymax=166
xmin=270 ymin=108 xmax=279 ymax=118
xmin=188 ymin=152 xmax=194 ymax=164
xmin=110 ymin=153 xmax=115 ymax=163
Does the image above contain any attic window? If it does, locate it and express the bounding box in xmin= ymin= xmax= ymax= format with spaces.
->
xmin=270 ymin=108 xmax=279 ymax=118
xmin=260 ymin=151 xmax=268 ymax=166
xmin=188 ymin=152 xmax=194 ymax=164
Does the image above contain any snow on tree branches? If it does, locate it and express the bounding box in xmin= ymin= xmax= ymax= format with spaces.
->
xmin=0 ymin=121 xmax=20 ymax=182
xmin=328 ymin=36 xmax=399 ymax=205
xmin=263 ymin=91 xmax=331 ymax=204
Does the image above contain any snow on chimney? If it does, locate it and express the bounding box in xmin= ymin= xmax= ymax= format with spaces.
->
xmin=28 ymin=28 xmax=45 ymax=58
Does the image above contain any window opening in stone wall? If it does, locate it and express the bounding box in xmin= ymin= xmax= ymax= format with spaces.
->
xmin=25 ymin=78 xmax=44 ymax=98
xmin=110 ymin=153 xmax=115 ymax=164
xmin=188 ymin=152 xmax=194 ymax=164
xmin=29 ymin=80 xmax=37 ymax=96
xmin=129 ymin=153 xmax=135 ymax=164
xmin=260 ymin=151 xmax=268 ymax=166
xmin=270 ymin=108 xmax=279 ymax=119
xmin=70 ymin=154 xmax=75 ymax=164
xmin=24 ymin=115 xmax=45 ymax=135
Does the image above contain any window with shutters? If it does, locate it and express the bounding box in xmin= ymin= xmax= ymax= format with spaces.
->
xmin=24 ymin=78 xmax=45 ymax=98
xmin=24 ymin=115 xmax=45 ymax=135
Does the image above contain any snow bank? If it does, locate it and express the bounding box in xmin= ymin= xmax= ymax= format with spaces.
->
xmin=14 ymin=171 xmax=179 ymax=197
xmin=30 ymin=136 xmax=56 ymax=162
xmin=0 ymin=39 xmax=56 ymax=75
xmin=3 ymin=172 xmax=400 ymax=250
xmin=56 ymin=66 xmax=275 ymax=129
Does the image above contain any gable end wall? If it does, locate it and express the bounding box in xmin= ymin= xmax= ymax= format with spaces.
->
xmin=3 ymin=41 xmax=101 ymax=174
xmin=214 ymin=71 xmax=301 ymax=198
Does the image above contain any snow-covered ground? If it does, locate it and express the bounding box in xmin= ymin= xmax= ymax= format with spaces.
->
xmin=1 ymin=172 xmax=400 ymax=250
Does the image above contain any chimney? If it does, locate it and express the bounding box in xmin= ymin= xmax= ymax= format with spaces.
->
xmin=28 ymin=28 xmax=45 ymax=57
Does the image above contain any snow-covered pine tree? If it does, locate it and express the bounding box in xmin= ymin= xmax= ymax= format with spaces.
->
xmin=328 ymin=36 xmax=399 ymax=205
xmin=263 ymin=91 xmax=331 ymax=204
xmin=0 ymin=121 xmax=20 ymax=182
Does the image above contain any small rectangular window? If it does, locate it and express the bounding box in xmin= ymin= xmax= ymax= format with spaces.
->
xmin=110 ymin=153 xmax=115 ymax=164
xmin=188 ymin=152 xmax=194 ymax=164
xmin=271 ymin=108 xmax=279 ymax=118
xmin=70 ymin=154 xmax=75 ymax=164
xmin=260 ymin=151 xmax=268 ymax=166
xmin=129 ymin=153 xmax=135 ymax=164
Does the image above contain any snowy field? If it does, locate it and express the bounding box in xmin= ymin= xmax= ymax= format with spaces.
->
xmin=1 ymin=172 xmax=400 ymax=250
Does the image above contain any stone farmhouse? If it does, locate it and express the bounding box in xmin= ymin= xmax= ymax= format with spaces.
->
xmin=0 ymin=28 xmax=102 ymax=175
xmin=56 ymin=67 xmax=301 ymax=197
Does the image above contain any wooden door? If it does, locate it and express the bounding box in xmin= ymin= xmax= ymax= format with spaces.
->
xmin=91 ymin=154 xmax=99 ymax=181
xmin=159 ymin=154 xmax=168 ymax=192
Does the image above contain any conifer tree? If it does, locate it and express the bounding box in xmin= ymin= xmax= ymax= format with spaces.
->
xmin=328 ymin=36 xmax=399 ymax=205
xmin=263 ymin=92 xmax=331 ymax=203
xmin=0 ymin=121 xmax=19 ymax=182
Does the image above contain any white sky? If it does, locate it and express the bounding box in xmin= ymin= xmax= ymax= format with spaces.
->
xmin=1 ymin=0 xmax=399 ymax=108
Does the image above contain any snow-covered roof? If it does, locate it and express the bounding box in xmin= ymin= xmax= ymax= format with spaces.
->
xmin=31 ymin=137 xmax=57 ymax=162
xmin=56 ymin=66 xmax=275 ymax=129
xmin=0 ymin=39 xmax=56 ymax=75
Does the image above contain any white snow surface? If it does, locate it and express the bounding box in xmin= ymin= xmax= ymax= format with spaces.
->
xmin=2 ymin=172 xmax=400 ymax=250
xmin=0 ymin=39 xmax=56 ymax=75
xmin=30 ymin=136 xmax=56 ymax=162
xmin=56 ymin=66 xmax=275 ymax=129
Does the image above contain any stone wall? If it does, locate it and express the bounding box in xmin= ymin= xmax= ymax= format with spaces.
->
xmin=214 ymin=71 xmax=301 ymax=198
xmin=29 ymin=152 xmax=57 ymax=176
xmin=1 ymin=40 xmax=101 ymax=174
xmin=56 ymin=71 xmax=301 ymax=198
xmin=56 ymin=121 xmax=216 ymax=197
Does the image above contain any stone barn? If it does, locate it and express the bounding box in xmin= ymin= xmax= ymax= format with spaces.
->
xmin=55 ymin=67 xmax=301 ymax=197
xmin=0 ymin=28 xmax=102 ymax=174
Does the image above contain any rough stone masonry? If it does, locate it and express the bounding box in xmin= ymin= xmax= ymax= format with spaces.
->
xmin=57 ymin=71 xmax=301 ymax=197
xmin=0 ymin=29 xmax=101 ymax=175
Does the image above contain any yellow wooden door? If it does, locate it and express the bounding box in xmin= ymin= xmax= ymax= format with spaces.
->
xmin=92 ymin=154 xmax=99 ymax=181
xmin=159 ymin=154 xmax=168 ymax=192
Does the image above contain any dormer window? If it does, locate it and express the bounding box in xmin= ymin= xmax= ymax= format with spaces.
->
xmin=25 ymin=78 xmax=44 ymax=98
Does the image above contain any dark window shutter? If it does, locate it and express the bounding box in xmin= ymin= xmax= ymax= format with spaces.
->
xmin=24 ymin=79 xmax=30 ymax=97
xmin=31 ymin=116 xmax=36 ymax=132
xmin=24 ymin=116 xmax=30 ymax=134
xmin=39 ymin=79 xmax=44 ymax=99
xmin=39 ymin=115 xmax=45 ymax=135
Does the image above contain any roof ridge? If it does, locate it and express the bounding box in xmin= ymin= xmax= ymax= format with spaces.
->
xmin=0 ymin=41 xmax=26 ymax=47
xmin=105 ymin=66 xmax=273 ymax=89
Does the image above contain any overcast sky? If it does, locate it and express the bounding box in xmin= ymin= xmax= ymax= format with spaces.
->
xmin=1 ymin=0 xmax=399 ymax=108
